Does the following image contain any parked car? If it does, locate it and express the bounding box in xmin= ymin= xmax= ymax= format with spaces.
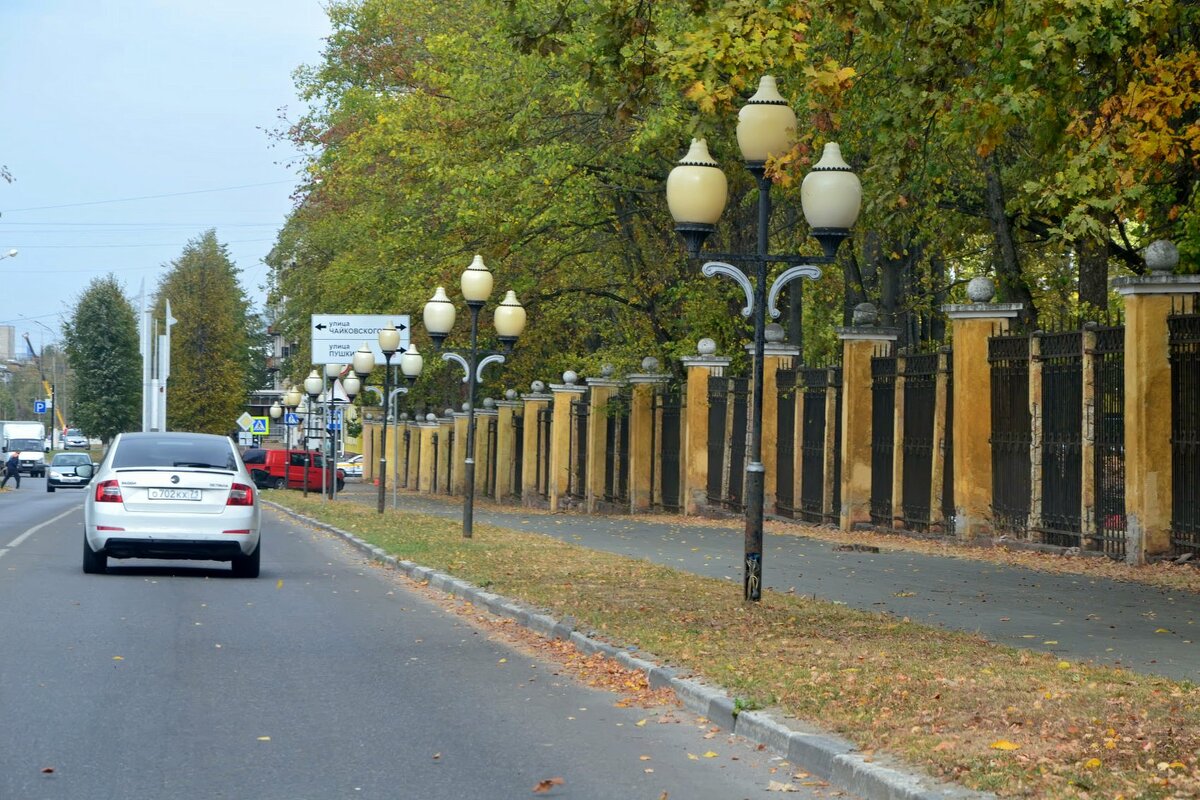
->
xmin=241 ymin=448 xmax=346 ymax=492
xmin=337 ymin=453 xmax=363 ymax=477
xmin=63 ymin=428 xmax=90 ymax=449
xmin=46 ymin=452 xmax=96 ymax=492
xmin=82 ymin=431 xmax=262 ymax=577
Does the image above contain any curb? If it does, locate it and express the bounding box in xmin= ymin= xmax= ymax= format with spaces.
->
xmin=270 ymin=502 xmax=994 ymax=800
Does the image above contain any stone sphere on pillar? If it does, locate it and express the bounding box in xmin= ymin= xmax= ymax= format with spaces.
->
xmin=966 ymin=276 xmax=996 ymax=303
xmin=697 ymin=338 xmax=717 ymax=356
xmin=852 ymin=302 xmax=878 ymax=326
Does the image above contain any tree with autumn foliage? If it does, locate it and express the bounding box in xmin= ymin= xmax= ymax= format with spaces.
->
xmin=268 ymin=0 xmax=1198 ymax=380
xmin=156 ymin=231 xmax=258 ymax=435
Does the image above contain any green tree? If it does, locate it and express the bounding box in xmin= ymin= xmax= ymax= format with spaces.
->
xmin=157 ymin=231 xmax=256 ymax=435
xmin=62 ymin=275 xmax=141 ymax=443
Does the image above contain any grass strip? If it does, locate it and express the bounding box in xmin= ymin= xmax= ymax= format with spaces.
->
xmin=272 ymin=493 xmax=1200 ymax=799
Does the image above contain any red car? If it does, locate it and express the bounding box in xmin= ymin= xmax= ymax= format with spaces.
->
xmin=241 ymin=448 xmax=345 ymax=492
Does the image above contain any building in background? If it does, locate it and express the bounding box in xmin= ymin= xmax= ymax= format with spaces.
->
xmin=0 ymin=325 xmax=15 ymax=362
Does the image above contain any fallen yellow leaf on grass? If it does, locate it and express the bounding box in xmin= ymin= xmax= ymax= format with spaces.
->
xmin=1085 ymin=758 xmax=1102 ymax=769
xmin=1057 ymin=661 xmax=1072 ymax=669
xmin=990 ymin=740 xmax=1020 ymax=751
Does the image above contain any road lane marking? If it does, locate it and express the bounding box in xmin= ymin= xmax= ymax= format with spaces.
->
xmin=7 ymin=507 xmax=80 ymax=549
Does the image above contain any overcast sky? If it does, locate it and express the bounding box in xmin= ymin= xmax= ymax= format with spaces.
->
xmin=0 ymin=0 xmax=331 ymax=353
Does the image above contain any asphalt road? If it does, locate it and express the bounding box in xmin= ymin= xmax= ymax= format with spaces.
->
xmin=0 ymin=482 xmax=839 ymax=800
xmin=339 ymin=483 xmax=1200 ymax=683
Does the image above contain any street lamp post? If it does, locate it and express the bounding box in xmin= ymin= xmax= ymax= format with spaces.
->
xmin=353 ymin=329 xmax=423 ymax=514
xmin=423 ymin=255 xmax=527 ymax=538
xmin=283 ymin=385 xmax=302 ymax=489
xmin=666 ymin=75 xmax=861 ymax=601
xmin=303 ymin=370 xmax=323 ymax=498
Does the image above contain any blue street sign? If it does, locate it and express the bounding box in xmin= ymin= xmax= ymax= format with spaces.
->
xmin=327 ymin=407 xmax=343 ymax=431
xmin=250 ymin=417 xmax=269 ymax=434
xmin=284 ymin=412 xmax=300 ymax=426
xmin=34 ymin=400 xmax=47 ymax=414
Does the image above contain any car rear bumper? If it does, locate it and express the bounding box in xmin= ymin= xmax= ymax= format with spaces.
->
xmin=99 ymin=538 xmax=248 ymax=561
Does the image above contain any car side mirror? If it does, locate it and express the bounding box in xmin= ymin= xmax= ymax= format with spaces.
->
xmin=78 ymin=464 xmax=95 ymax=479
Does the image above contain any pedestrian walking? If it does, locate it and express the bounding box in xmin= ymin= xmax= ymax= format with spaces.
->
xmin=1 ymin=452 xmax=20 ymax=489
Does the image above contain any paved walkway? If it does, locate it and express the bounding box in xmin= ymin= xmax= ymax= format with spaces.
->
xmin=329 ymin=481 xmax=1199 ymax=683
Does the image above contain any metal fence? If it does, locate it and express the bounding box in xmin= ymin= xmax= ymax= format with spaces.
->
xmin=989 ymin=331 xmax=1032 ymax=534
xmin=900 ymin=352 xmax=938 ymax=531
xmin=706 ymin=375 xmax=728 ymax=507
xmin=567 ymin=396 xmax=589 ymax=501
xmin=1038 ymin=330 xmax=1083 ymax=547
xmin=1169 ymin=303 xmax=1200 ymax=556
xmin=653 ymin=385 xmax=684 ymax=512
xmin=798 ymin=367 xmax=828 ymax=524
xmin=535 ymin=406 xmax=552 ymax=501
xmin=1092 ymin=325 xmax=1126 ymax=557
xmin=602 ymin=390 xmax=631 ymax=505
xmin=485 ymin=416 xmax=498 ymax=499
xmin=511 ymin=410 xmax=524 ymax=501
xmin=941 ymin=350 xmax=955 ymax=535
xmin=870 ymin=351 xmax=896 ymax=526
xmin=775 ymin=368 xmax=797 ymax=518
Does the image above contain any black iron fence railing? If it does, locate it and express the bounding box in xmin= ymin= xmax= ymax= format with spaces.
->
xmin=511 ymin=411 xmax=524 ymax=501
xmin=1038 ymin=330 xmax=1084 ymax=547
xmin=706 ymin=375 xmax=728 ymax=507
xmin=653 ymin=385 xmax=684 ymax=513
xmin=775 ymin=368 xmax=797 ymax=518
xmin=536 ymin=406 xmax=552 ymax=501
xmin=1169 ymin=304 xmax=1200 ymax=556
xmin=602 ymin=390 xmax=631 ymax=505
xmin=900 ymin=352 xmax=938 ymax=531
xmin=990 ymin=331 xmax=1032 ymax=534
xmin=1092 ymin=325 xmax=1126 ymax=557
xmin=870 ymin=351 xmax=896 ymax=526
xmin=567 ymin=396 xmax=589 ymax=501
xmin=799 ymin=367 xmax=828 ymax=524
xmin=941 ymin=350 xmax=955 ymax=536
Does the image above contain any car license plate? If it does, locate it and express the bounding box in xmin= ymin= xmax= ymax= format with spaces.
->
xmin=148 ymin=487 xmax=202 ymax=501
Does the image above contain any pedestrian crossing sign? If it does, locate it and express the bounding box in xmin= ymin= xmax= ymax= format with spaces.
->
xmin=250 ymin=417 xmax=269 ymax=434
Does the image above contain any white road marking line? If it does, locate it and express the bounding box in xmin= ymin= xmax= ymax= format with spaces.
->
xmin=7 ymin=507 xmax=80 ymax=548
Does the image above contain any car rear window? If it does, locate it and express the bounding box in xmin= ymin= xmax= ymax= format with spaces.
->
xmin=52 ymin=454 xmax=91 ymax=466
xmin=111 ymin=435 xmax=239 ymax=471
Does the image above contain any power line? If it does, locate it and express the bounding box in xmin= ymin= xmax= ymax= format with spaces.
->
xmin=8 ymin=238 xmax=275 ymax=249
xmin=2 ymin=180 xmax=296 ymax=213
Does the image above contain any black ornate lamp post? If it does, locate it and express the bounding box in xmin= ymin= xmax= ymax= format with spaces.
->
xmin=422 ymin=254 xmax=527 ymax=538
xmin=666 ymin=75 xmax=862 ymax=601
xmin=283 ymin=385 xmax=302 ymax=489
xmin=303 ymin=370 xmax=323 ymax=498
xmin=357 ymin=328 xmax=423 ymax=514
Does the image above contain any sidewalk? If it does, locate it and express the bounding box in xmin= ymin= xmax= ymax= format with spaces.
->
xmin=331 ymin=480 xmax=1199 ymax=683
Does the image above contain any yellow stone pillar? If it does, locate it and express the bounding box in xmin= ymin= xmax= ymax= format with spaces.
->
xmin=1114 ymin=268 xmax=1200 ymax=562
xmin=520 ymin=386 xmax=553 ymax=508
xmin=585 ymin=375 xmax=621 ymax=512
xmin=682 ymin=341 xmax=731 ymax=515
xmin=628 ymin=369 xmax=670 ymax=513
xmin=495 ymin=394 xmax=522 ymax=501
xmin=362 ymin=416 xmax=378 ymax=483
xmin=751 ymin=336 xmax=799 ymax=514
xmin=838 ymin=318 xmax=899 ymax=531
xmin=942 ymin=298 xmax=1024 ymax=539
xmin=549 ymin=373 xmax=587 ymax=512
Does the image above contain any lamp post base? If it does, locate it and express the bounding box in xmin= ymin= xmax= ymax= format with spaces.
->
xmin=743 ymin=464 xmax=764 ymax=601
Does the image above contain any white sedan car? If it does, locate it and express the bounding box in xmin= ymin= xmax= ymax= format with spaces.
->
xmin=83 ymin=431 xmax=262 ymax=577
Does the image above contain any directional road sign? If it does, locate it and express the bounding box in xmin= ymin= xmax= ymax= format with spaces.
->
xmin=311 ymin=314 xmax=412 ymax=366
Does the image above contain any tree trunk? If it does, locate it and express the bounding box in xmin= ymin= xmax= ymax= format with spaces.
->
xmin=984 ymin=155 xmax=1037 ymax=326
xmin=1077 ymin=236 xmax=1109 ymax=315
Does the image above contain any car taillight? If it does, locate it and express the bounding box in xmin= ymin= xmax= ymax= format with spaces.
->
xmin=227 ymin=482 xmax=254 ymax=506
xmin=94 ymin=479 xmax=122 ymax=503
